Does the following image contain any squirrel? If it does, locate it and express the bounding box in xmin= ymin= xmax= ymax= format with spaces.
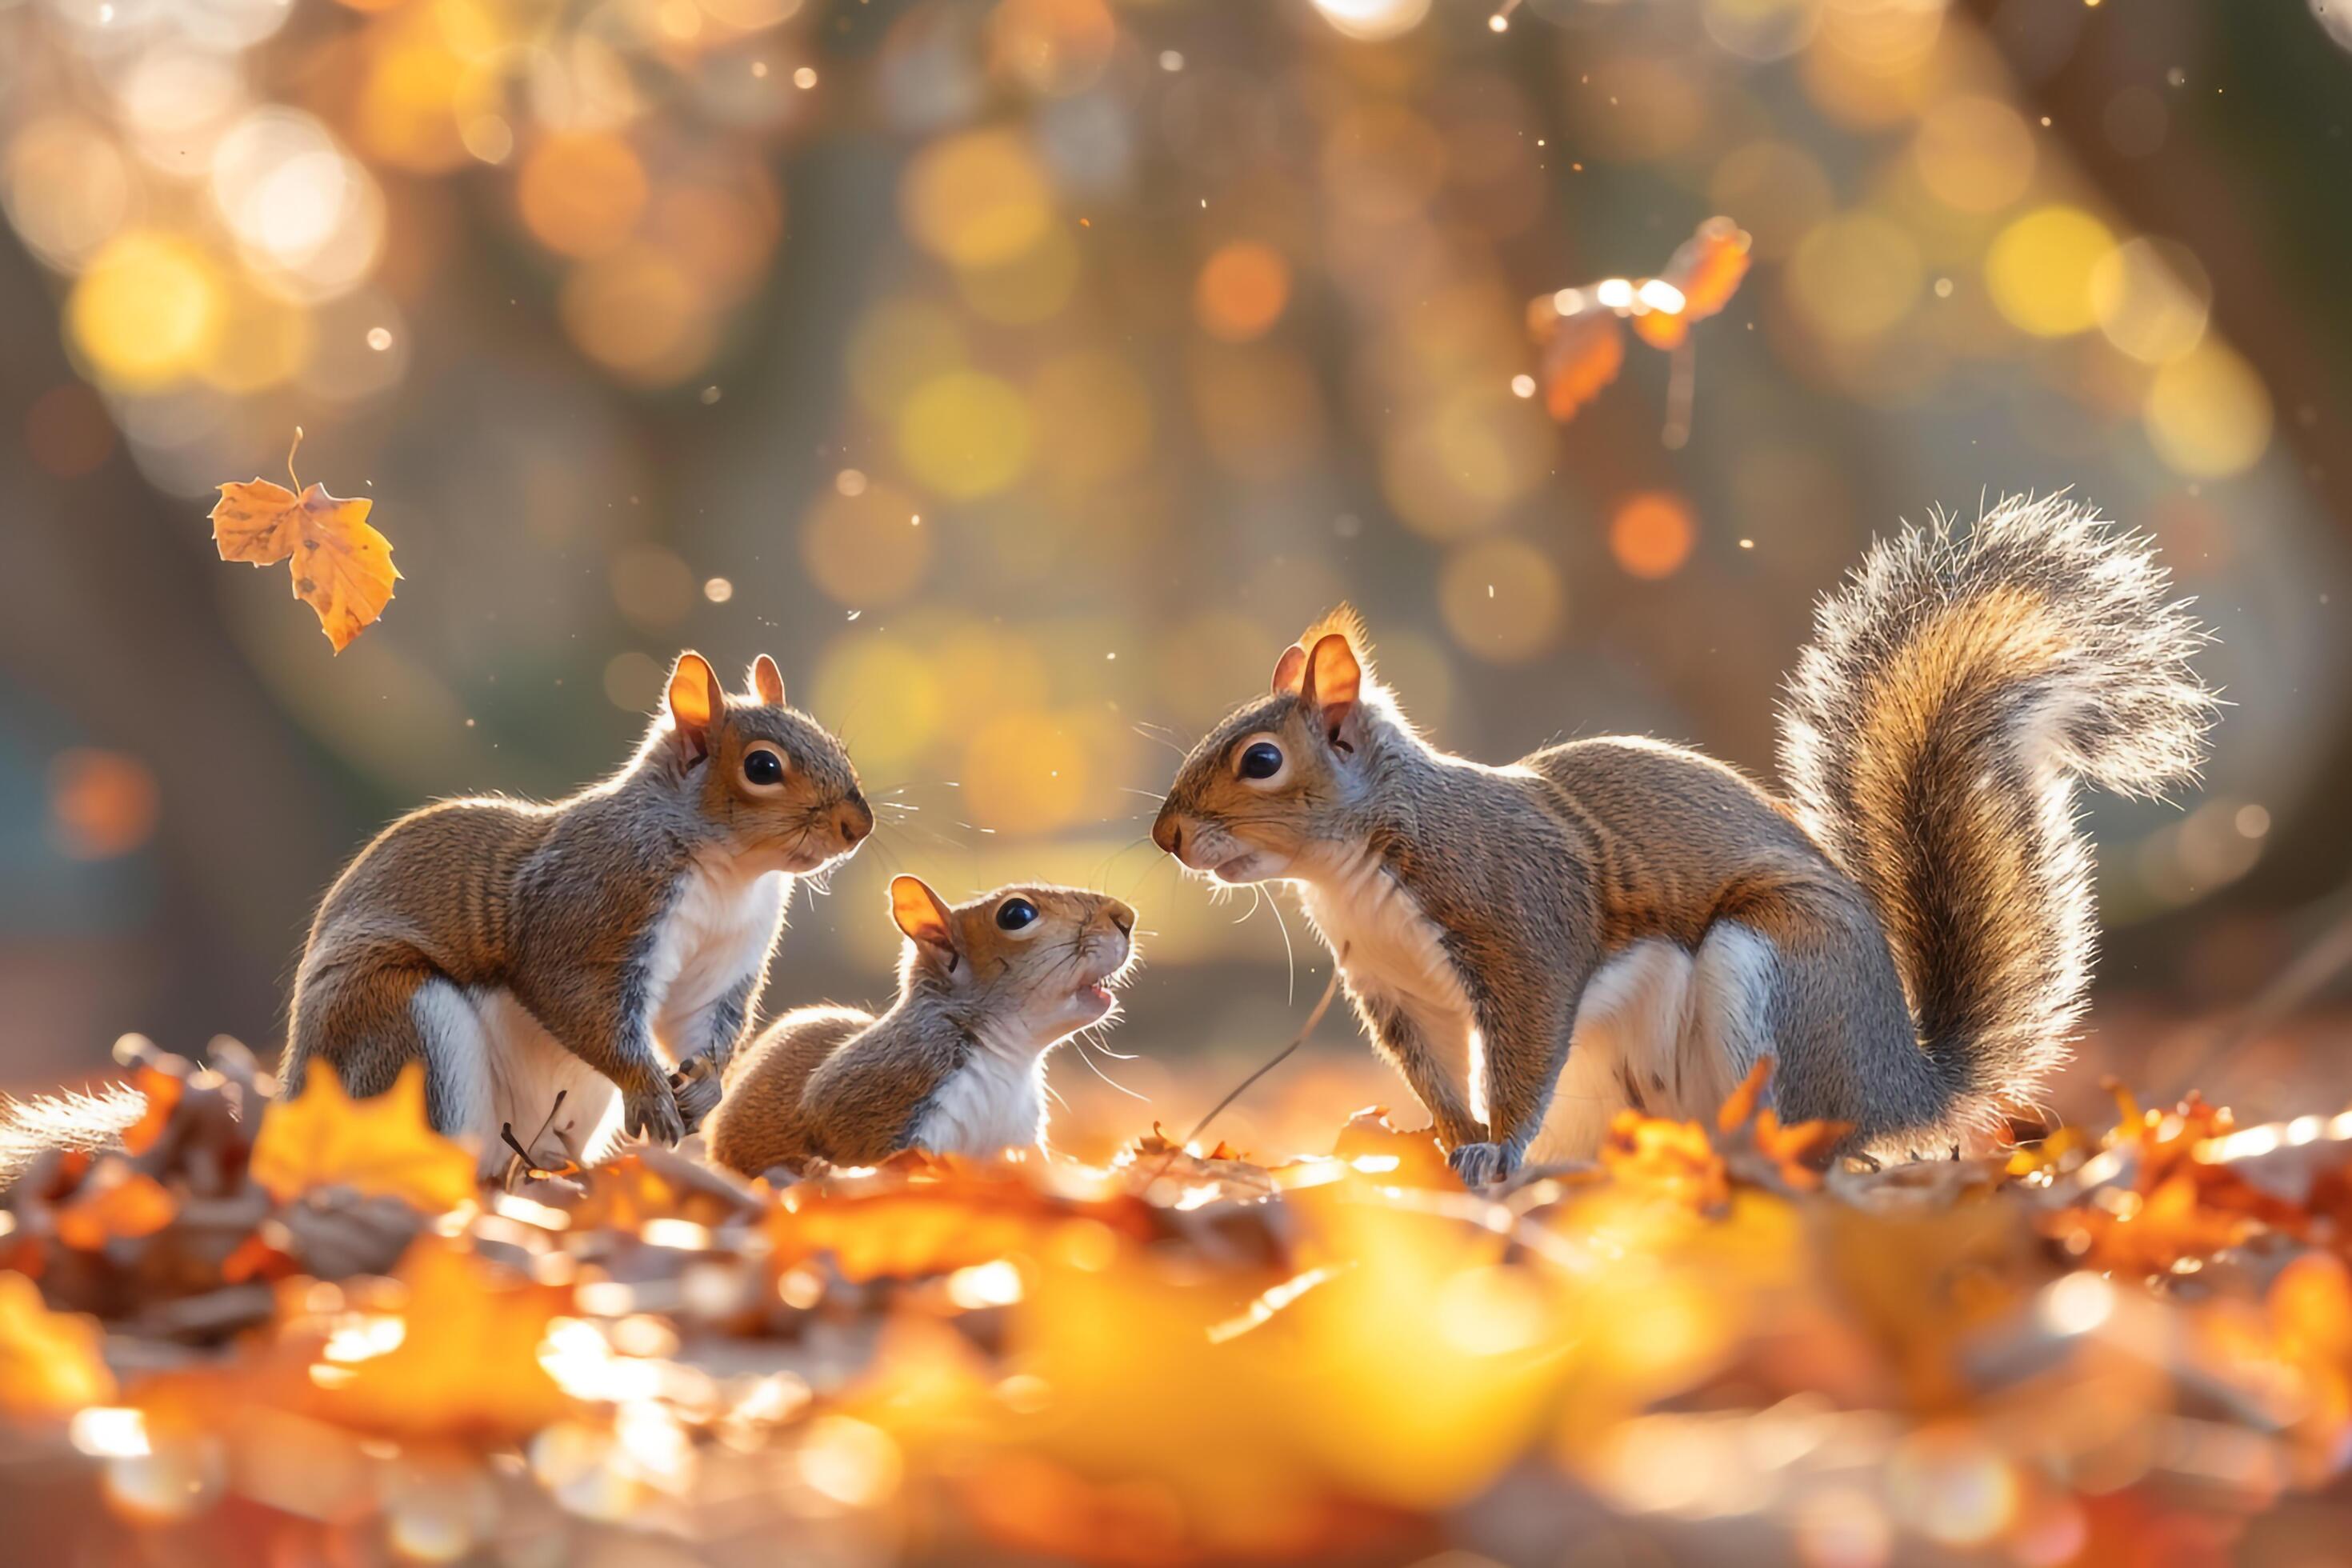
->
xmin=701 ymin=875 xmax=1138 ymax=1178
xmin=2 ymin=650 xmax=872 ymax=1185
xmin=1150 ymin=496 xmax=2217 ymax=1185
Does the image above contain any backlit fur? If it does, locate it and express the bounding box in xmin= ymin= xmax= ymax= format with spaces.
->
xmin=1155 ymin=495 xmax=2213 ymax=1177
xmin=280 ymin=652 xmax=873 ymax=1174
xmin=706 ymin=882 xmax=1139 ymax=1178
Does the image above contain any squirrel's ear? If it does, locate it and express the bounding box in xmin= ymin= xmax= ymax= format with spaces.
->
xmin=890 ymin=876 xmax=961 ymax=969
xmin=1270 ymin=642 xmax=1308 ymax=694
xmin=666 ymin=651 xmax=725 ymax=766
xmin=750 ymin=654 xmax=786 ymax=708
xmin=1300 ymin=632 xmax=1362 ymax=737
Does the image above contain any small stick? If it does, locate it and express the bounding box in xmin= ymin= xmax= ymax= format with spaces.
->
xmin=499 ymin=1089 xmax=570 ymax=1185
xmin=1662 ymin=339 xmax=1696 ymax=450
xmin=1147 ymin=949 xmax=1348 ymax=1191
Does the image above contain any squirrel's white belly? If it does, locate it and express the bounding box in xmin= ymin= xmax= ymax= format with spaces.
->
xmin=1526 ymin=923 xmax=1778 ymax=1164
xmin=1294 ymin=844 xmax=1483 ymax=1122
xmin=1293 ymin=840 xmax=1778 ymax=1162
xmin=647 ymin=853 xmax=787 ymax=1051
xmin=910 ymin=1048 xmax=1048 ymax=1160
xmin=412 ymin=981 xmax=621 ymax=1177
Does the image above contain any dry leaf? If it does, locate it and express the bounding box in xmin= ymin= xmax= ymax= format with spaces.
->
xmin=1526 ymin=302 xmax=1626 ymax=422
xmin=1526 ymin=217 xmax=1752 ymax=422
xmin=302 ymin=1235 xmax=576 ymax=1440
xmin=766 ymin=1160 xmax=1160 ymax=1282
xmin=0 ymin=1270 xmax=116 ymax=1419
xmin=210 ymin=434 xmax=398 ymax=653
xmin=53 ymin=1163 xmax=178 ymax=1250
xmin=250 ymin=1061 xmax=477 ymax=1214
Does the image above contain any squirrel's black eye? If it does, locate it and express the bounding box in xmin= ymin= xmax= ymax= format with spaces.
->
xmin=1238 ymin=741 xmax=1285 ymax=781
xmin=995 ymin=898 xmax=1039 ymax=931
xmin=743 ymin=748 xmax=786 ymax=786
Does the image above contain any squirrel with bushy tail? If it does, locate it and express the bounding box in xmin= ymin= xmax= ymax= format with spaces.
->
xmin=1153 ymin=496 xmax=2217 ymax=1184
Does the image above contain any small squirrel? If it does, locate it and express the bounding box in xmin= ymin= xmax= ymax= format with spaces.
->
xmin=2 ymin=651 xmax=872 ymax=1185
xmin=702 ymin=876 xmax=1138 ymax=1178
xmin=1150 ymin=496 xmax=2216 ymax=1184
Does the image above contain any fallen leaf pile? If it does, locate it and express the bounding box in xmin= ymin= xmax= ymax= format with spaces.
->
xmin=12 ymin=1046 xmax=2352 ymax=1564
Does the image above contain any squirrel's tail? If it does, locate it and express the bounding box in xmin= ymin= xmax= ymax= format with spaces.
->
xmin=0 ymin=1085 xmax=148 ymax=1187
xmin=1778 ymin=494 xmax=2216 ymax=1118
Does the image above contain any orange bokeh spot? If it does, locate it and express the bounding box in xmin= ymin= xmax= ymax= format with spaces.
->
xmin=1194 ymin=241 xmax=1291 ymax=343
xmin=50 ymin=749 xmax=160 ymax=860
xmin=518 ymin=132 xmax=649 ymax=258
xmin=1609 ymin=493 xmax=1696 ymax=580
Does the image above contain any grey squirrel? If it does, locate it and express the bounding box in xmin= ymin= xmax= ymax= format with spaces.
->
xmin=702 ymin=876 xmax=1138 ymax=1177
xmin=1150 ymin=496 xmax=2217 ymax=1184
xmin=2 ymin=651 xmax=871 ymax=1182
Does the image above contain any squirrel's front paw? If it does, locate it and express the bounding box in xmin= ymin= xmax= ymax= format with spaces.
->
xmin=622 ymin=1078 xmax=686 ymax=1146
xmin=670 ymin=1054 xmax=725 ymax=1134
xmin=1447 ymin=1141 xmax=1518 ymax=1188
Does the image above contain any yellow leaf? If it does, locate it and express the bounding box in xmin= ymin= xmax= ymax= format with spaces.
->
xmin=0 ymin=1270 xmax=115 ymax=1421
xmin=210 ymin=466 xmax=398 ymax=653
xmin=306 ymin=1236 xmax=576 ymax=1441
xmin=250 ymin=1060 xmax=478 ymax=1214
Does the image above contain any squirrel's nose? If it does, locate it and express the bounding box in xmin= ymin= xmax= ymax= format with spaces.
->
xmin=1105 ymin=900 xmax=1136 ymax=937
xmin=838 ymin=796 xmax=874 ymax=845
xmin=1150 ymin=808 xmax=1182 ymax=858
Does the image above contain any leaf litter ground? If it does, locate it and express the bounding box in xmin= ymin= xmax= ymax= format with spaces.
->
xmin=10 ymin=1033 xmax=2352 ymax=1566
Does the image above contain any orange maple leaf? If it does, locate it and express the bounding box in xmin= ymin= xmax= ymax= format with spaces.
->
xmin=249 ymin=1060 xmax=478 ymax=1214
xmin=1525 ymin=298 xmax=1626 ymax=422
xmin=210 ymin=430 xmax=398 ymax=653
xmin=1526 ymin=217 xmax=1753 ymax=422
xmin=303 ymin=1236 xmax=576 ymax=1440
xmin=0 ymin=1270 xmax=115 ymax=1420
xmin=1629 ymin=216 xmax=1753 ymax=350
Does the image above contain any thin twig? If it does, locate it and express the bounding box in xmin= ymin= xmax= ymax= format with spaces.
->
xmin=1147 ymin=949 xmax=1348 ymax=1190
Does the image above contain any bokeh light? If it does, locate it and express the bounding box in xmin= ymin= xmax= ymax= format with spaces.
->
xmin=1911 ymin=96 xmax=2036 ymax=214
xmin=2144 ymin=342 xmax=2272 ymax=478
xmin=1438 ymin=537 xmax=1565 ymax=663
xmin=1985 ymin=206 xmax=2114 ymax=338
xmin=518 ymin=132 xmax=649 ymax=259
xmin=897 ymin=371 xmax=1034 ymax=498
xmin=67 ymin=230 xmax=224 ymax=389
xmin=802 ymin=482 xmax=934 ymax=606
xmin=902 ymin=130 xmax=1054 ymax=270
xmin=1609 ymin=494 xmax=1698 ymax=580
xmin=1788 ymin=213 xmax=1924 ymax=342
xmin=2090 ymin=236 xmax=2210 ymax=366
xmin=1194 ymin=242 xmax=1291 ymax=344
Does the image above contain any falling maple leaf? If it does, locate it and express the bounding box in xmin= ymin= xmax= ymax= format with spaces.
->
xmin=210 ymin=429 xmax=398 ymax=653
xmin=249 ymin=1060 xmax=478 ymax=1214
xmin=1525 ymin=216 xmax=1753 ymax=438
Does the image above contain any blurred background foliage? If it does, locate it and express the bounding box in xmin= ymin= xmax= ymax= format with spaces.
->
xmin=3 ymin=0 xmax=2350 ymax=1152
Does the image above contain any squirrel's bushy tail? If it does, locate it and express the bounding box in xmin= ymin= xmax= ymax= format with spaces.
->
xmin=1778 ymin=494 xmax=2216 ymax=1119
xmin=1 ymin=1086 xmax=149 ymax=1186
